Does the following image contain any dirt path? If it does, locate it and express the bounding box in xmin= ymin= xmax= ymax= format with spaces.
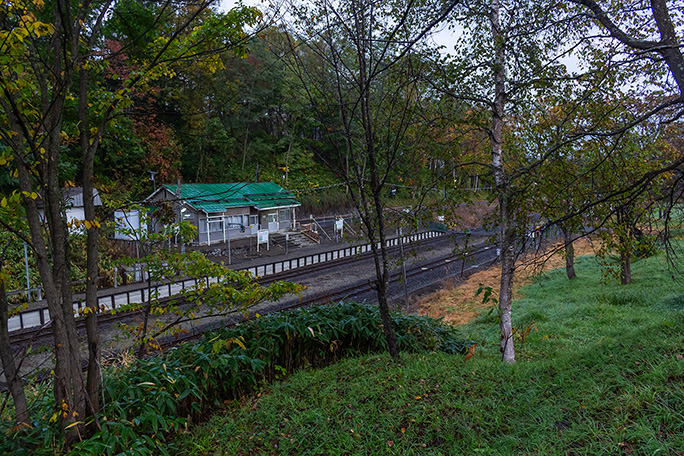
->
xmin=415 ymin=238 xmax=600 ymax=325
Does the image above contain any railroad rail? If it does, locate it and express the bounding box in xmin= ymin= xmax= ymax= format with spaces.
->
xmin=8 ymin=230 xmax=477 ymax=340
xmin=154 ymin=240 xmax=499 ymax=349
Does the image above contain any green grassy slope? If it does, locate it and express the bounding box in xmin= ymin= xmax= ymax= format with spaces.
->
xmin=177 ymin=253 xmax=684 ymax=455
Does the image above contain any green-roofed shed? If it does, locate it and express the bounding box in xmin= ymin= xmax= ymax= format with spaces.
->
xmin=146 ymin=182 xmax=300 ymax=245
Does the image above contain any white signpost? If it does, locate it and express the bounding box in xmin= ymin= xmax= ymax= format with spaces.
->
xmin=257 ymin=229 xmax=269 ymax=252
xmin=335 ymin=218 xmax=344 ymax=242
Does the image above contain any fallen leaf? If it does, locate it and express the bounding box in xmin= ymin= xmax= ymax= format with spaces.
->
xmin=387 ymin=440 xmax=394 ymax=447
xmin=464 ymin=345 xmax=476 ymax=362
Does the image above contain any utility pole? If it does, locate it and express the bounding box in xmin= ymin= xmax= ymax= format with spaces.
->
xmin=147 ymin=170 xmax=158 ymax=191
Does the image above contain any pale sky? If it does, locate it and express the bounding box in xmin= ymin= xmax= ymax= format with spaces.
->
xmin=218 ymin=0 xmax=581 ymax=73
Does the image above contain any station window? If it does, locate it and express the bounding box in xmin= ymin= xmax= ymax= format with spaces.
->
xmin=208 ymin=220 xmax=222 ymax=232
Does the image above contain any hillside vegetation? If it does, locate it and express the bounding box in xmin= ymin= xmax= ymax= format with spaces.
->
xmin=177 ymin=252 xmax=684 ymax=455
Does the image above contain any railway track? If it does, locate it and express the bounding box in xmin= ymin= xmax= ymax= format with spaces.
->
xmin=8 ymin=230 xmax=459 ymax=335
xmin=0 ymin=233 xmax=499 ymax=394
xmin=154 ymin=239 xmax=498 ymax=349
xmin=8 ymin=230 xmax=493 ymax=349
xmin=252 ymin=228 xmax=486 ymax=280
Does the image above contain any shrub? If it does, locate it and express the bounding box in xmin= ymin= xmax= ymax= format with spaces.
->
xmin=1 ymin=301 xmax=469 ymax=455
xmin=205 ymin=301 xmax=471 ymax=383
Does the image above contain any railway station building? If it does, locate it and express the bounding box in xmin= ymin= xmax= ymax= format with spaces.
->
xmin=146 ymin=182 xmax=301 ymax=246
xmin=36 ymin=187 xmax=103 ymax=233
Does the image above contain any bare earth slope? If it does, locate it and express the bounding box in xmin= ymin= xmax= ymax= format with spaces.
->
xmin=415 ymin=238 xmax=600 ymax=324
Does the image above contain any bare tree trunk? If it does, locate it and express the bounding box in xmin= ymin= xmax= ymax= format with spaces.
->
xmin=46 ymin=181 xmax=90 ymax=446
xmin=616 ymin=209 xmax=632 ymax=285
xmin=285 ymin=139 xmax=292 ymax=187
xmin=498 ymin=199 xmax=516 ymax=363
xmin=138 ymin=275 xmax=153 ymax=359
xmin=560 ymin=223 xmax=577 ymax=279
xmin=370 ymin=238 xmax=399 ymax=357
xmin=83 ymin=186 xmax=102 ymax=423
xmin=620 ymin=248 xmax=632 ymax=285
xmin=5 ymin=111 xmax=89 ymax=444
xmin=370 ymin=197 xmax=399 ymax=358
xmin=241 ymin=131 xmax=249 ymax=171
xmin=43 ymin=23 xmax=90 ymax=442
xmin=491 ymin=0 xmax=515 ymax=363
xmin=1 ymin=12 xmax=90 ymax=437
xmin=619 ymin=227 xmax=632 ymax=285
xmin=79 ymin=63 xmax=103 ymax=424
xmin=23 ymin=189 xmax=87 ymax=444
xmin=0 ymin=275 xmax=30 ymax=426
xmin=355 ymin=3 xmax=398 ymax=358
xmin=44 ymin=4 xmax=91 ymax=440
xmin=195 ymin=141 xmax=204 ymax=182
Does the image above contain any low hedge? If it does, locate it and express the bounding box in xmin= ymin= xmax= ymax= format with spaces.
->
xmin=2 ymin=301 xmax=470 ymax=456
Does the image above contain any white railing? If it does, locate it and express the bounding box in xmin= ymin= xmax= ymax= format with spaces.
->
xmin=7 ymin=231 xmax=443 ymax=333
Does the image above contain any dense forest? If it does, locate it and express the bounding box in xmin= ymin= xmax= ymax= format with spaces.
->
xmin=0 ymin=16 xmax=337 ymax=202
xmin=0 ymin=7 xmax=472 ymax=204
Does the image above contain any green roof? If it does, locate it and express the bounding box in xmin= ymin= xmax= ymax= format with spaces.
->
xmin=163 ymin=182 xmax=300 ymax=213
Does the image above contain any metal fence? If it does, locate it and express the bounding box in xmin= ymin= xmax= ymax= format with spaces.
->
xmin=7 ymin=231 xmax=441 ymax=333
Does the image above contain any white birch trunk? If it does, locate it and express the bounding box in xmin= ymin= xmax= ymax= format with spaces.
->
xmin=490 ymin=0 xmax=515 ymax=363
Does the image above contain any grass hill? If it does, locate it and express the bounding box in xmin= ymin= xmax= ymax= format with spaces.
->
xmin=176 ymin=251 xmax=684 ymax=455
